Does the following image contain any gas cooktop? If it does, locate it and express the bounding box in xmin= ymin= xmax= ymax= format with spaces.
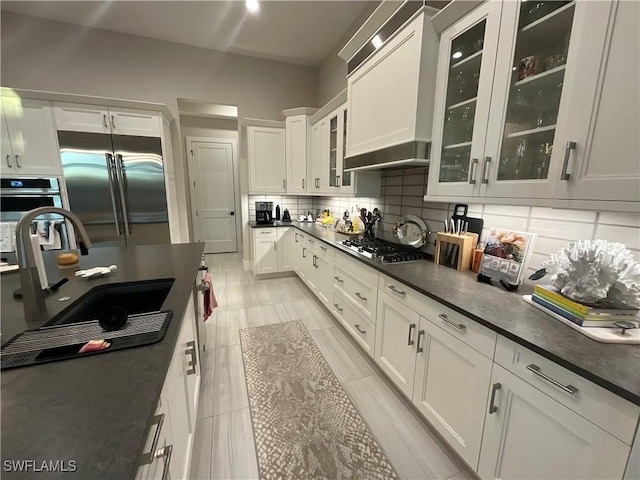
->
xmin=338 ymin=238 xmax=429 ymax=264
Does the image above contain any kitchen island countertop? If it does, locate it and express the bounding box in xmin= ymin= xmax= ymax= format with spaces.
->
xmin=291 ymin=222 xmax=640 ymax=406
xmin=1 ymin=242 xmax=205 ymax=480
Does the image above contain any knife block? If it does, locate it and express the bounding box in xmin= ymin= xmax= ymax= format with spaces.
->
xmin=434 ymin=232 xmax=478 ymax=271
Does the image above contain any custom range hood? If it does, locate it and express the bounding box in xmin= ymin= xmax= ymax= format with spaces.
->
xmin=341 ymin=1 xmax=440 ymax=172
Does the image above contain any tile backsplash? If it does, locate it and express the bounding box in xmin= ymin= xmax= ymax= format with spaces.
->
xmin=311 ymin=168 xmax=640 ymax=272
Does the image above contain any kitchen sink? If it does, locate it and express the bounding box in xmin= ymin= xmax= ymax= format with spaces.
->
xmin=45 ymin=278 xmax=175 ymax=326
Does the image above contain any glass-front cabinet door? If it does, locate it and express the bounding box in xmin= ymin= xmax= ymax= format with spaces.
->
xmin=340 ymin=108 xmax=352 ymax=192
xmin=328 ymin=113 xmax=339 ymax=189
xmin=427 ymin=1 xmax=503 ymax=198
xmin=482 ymin=1 xmax=577 ymax=199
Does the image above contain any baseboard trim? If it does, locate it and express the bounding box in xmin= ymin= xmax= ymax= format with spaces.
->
xmin=243 ymin=259 xmax=252 ymax=272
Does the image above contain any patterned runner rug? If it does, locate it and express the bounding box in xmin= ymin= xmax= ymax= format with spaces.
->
xmin=240 ymin=319 xmax=398 ymax=480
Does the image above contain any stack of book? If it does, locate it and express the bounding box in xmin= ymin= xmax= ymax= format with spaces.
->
xmin=532 ymin=285 xmax=639 ymax=328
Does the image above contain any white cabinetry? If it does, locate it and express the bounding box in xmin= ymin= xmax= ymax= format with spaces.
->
xmin=346 ymin=9 xmax=438 ymax=158
xmin=427 ymin=0 xmax=639 ymax=210
xmin=53 ymin=103 xmax=161 ymax=137
xmin=478 ymin=364 xmax=630 ymax=480
xmin=247 ymin=123 xmax=286 ymax=194
xmin=283 ymin=110 xmax=316 ymax=194
xmin=1 ymin=97 xmax=61 ymax=176
xmin=412 ymin=318 xmax=492 ymax=470
xmin=277 ymin=227 xmax=295 ymax=272
xmin=374 ymin=291 xmax=420 ymax=397
xmin=136 ymin=297 xmax=200 ymax=480
xmin=253 ymin=228 xmax=279 ymax=275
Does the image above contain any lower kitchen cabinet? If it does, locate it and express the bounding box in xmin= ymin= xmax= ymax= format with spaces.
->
xmin=307 ymin=246 xmax=333 ymax=307
xmin=277 ymin=227 xmax=295 ymax=272
xmin=412 ymin=318 xmax=492 ymax=470
xmin=136 ymin=297 xmax=200 ymax=480
xmin=331 ymin=290 xmax=376 ymax=357
xmin=478 ymin=364 xmax=630 ymax=480
xmin=374 ymin=291 xmax=420 ymax=398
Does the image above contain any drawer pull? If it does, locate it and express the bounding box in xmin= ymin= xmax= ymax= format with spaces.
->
xmin=561 ymin=141 xmax=576 ymax=181
xmin=295 ymin=233 xmax=298 ymax=242
xmin=354 ymin=324 xmax=366 ymax=335
xmin=302 ymin=247 xmax=306 ymax=258
xmin=407 ymin=323 xmax=416 ymax=345
xmin=388 ymin=285 xmax=406 ymax=296
xmin=438 ymin=314 xmax=465 ymax=330
xmin=313 ymin=255 xmax=318 ymax=268
xmin=416 ymin=329 xmax=425 ymax=353
xmin=260 ymin=231 xmax=272 ymax=234
xmin=334 ymin=304 xmax=343 ymax=312
xmin=488 ymin=382 xmax=501 ymax=414
xmin=5 ymin=154 xmax=12 ymax=168
xmin=155 ymin=444 xmax=173 ymax=480
xmin=138 ymin=413 xmax=164 ymax=465
xmin=186 ymin=340 xmax=197 ymax=375
xmin=526 ymin=364 xmax=579 ymax=395
xmin=334 ymin=276 xmax=344 ymax=283
xmin=320 ymin=246 xmax=328 ymax=252
xmin=355 ymin=292 xmax=367 ymax=302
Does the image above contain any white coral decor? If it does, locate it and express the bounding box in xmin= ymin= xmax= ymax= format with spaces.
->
xmin=541 ymin=240 xmax=640 ymax=308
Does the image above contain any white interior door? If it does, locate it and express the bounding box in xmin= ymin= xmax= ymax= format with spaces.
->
xmin=189 ymin=139 xmax=238 ymax=253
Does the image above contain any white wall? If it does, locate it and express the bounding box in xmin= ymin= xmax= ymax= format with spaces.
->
xmin=1 ymin=11 xmax=319 ymax=248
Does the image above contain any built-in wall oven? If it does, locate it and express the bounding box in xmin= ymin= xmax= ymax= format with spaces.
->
xmin=0 ymin=177 xmax=68 ymax=252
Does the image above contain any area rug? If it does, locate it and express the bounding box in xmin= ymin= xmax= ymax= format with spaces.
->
xmin=240 ymin=319 xmax=398 ymax=480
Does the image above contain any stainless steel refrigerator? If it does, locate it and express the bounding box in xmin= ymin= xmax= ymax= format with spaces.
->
xmin=59 ymin=131 xmax=170 ymax=248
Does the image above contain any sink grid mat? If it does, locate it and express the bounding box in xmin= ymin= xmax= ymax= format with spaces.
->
xmin=240 ymin=319 xmax=398 ymax=480
xmin=1 ymin=310 xmax=172 ymax=369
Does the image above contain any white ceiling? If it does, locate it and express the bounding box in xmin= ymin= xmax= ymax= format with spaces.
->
xmin=1 ymin=1 xmax=377 ymax=66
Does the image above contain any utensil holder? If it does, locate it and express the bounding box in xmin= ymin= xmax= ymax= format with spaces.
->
xmin=434 ymin=232 xmax=478 ymax=271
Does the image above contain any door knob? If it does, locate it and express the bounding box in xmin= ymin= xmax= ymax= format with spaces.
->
xmin=228 ymin=211 xmax=235 ymax=216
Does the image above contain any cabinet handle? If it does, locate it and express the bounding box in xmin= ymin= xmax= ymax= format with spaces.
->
xmin=438 ymin=313 xmax=465 ymax=330
xmin=355 ymin=292 xmax=367 ymax=302
xmin=407 ymin=323 xmax=416 ymax=345
xmin=186 ymin=340 xmax=197 ymax=375
xmin=488 ymin=382 xmax=501 ymax=414
xmin=302 ymin=247 xmax=306 ymax=258
xmin=5 ymin=154 xmax=12 ymax=168
xmin=155 ymin=444 xmax=173 ymax=480
xmin=526 ymin=364 xmax=579 ymax=395
xmin=334 ymin=303 xmax=343 ymax=312
xmin=416 ymin=329 xmax=425 ymax=353
xmin=315 ymin=178 xmax=319 ymax=188
xmin=295 ymin=233 xmax=298 ymax=243
xmin=283 ymin=178 xmax=286 ymax=189
xmin=334 ymin=276 xmax=343 ymax=283
xmin=336 ymin=175 xmax=341 ymax=186
xmin=302 ymin=178 xmax=305 ymax=189
xmin=354 ymin=324 xmax=366 ymax=335
xmin=103 ymin=114 xmax=108 ymax=129
xmin=138 ymin=413 xmax=165 ymax=465
xmin=560 ymin=141 xmax=576 ymax=181
xmin=320 ymin=246 xmax=327 ymax=252
xmin=15 ymin=154 xmax=22 ymax=168
xmin=111 ymin=114 xmax=116 ymax=129
xmin=274 ymin=241 xmax=277 ymax=250
xmin=481 ymin=156 xmax=491 ymax=184
xmin=260 ymin=231 xmax=271 ymax=234
xmin=388 ymin=285 xmax=406 ymax=296
xmin=314 ymin=255 xmax=318 ymax=268
xmin=469 ymin=158 xmax=478 ymax=184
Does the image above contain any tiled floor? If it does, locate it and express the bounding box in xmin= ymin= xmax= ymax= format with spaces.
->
xmin=190 ymin=252 xmax=474 ymax=480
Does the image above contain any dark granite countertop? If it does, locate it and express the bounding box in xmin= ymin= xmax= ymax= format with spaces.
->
xmin=248 ymin=221 xmax=301 ymax=228
xmin=1 ymin=243 xmax=205 ymax=480
xmin=291 ymin=222 xmax=640 ymax=406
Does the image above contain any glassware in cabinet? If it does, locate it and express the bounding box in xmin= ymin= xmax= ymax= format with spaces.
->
xmin=341 ymin=109 xmax=351 ymax=188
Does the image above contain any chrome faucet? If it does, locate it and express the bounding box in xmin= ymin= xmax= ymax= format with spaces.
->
xmin=15 ymin=207 xmax=92 ymax=323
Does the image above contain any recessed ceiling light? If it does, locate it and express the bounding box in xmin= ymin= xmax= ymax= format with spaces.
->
xmin=452 ymin=51 xmax=463 ymax=59
xmin=246 ymin=0 xmax=260 ymax=14
xmin=372 ymin=35 xmax=383 ymax=50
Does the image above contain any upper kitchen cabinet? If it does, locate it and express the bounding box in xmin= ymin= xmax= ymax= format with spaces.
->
xmin=427 ymin=1 xmax=503 ymax=198
xmin=552 ymin=0 xmax=640 ymax=208
xmin=345 ymin=5 xmax=439 ymax=168
xmin=246 ymin=120 xmax=286 ymax=194
xmin=427 ymin=0 xmax=639 ymax=211
xmin=282 ymin=108 xmax=317 ymax=194
xmin=309 ymin=93 xmax=381 ymax=196
xmin=53 ymin=103 xmax=161 ymax=137
xmin=1 ymin=96 xmax=61 ymax=176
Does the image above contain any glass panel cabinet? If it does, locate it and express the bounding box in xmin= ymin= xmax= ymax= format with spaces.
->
xmin=326 ymin=105 xmax=352 ymax=193
xmin=427 ymin=1 xmax=503 ymax=197
xmin=482 ymin=1 xmax=577 ymax=198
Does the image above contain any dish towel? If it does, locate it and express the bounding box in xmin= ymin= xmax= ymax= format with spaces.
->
xmin=203 ymin=272 xmax=218 ymax=320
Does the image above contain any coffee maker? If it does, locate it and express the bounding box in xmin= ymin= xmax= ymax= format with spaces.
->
xmin=255 ymin=201 xmax=273 ymax=224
